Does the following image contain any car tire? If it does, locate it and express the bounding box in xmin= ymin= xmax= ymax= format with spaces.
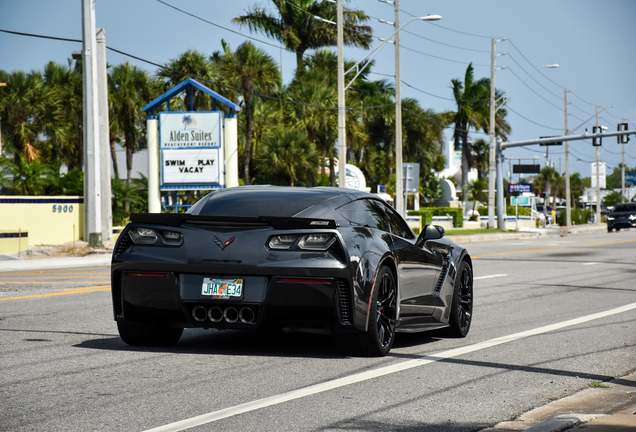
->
xmin=117 ymin=321 xmax=183 ymax=347
xmin=333 ymin=266 xmax=397 ymax=357
xmin=608 ymin=227 xmax=613 ymax=232
xmin=441 ymin=261 xmax=473 ymax=338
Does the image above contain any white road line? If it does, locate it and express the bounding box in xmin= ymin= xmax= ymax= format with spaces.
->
xmin=144 ymin=302 xmax=636 ymax=432
xmin=583 ymin=262 xmax=600 ymax=266
xmin=475 ymin=274 xmax=507 ymax=280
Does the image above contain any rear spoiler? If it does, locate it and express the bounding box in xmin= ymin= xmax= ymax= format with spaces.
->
xmin=129 ymin=213 xmax=338 ymax=230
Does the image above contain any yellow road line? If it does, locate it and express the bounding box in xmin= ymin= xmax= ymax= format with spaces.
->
xmin=0 ymin=275 xmax=110 ymax=281
xmin=0 ymin=280 xmax=109 ymax=285
xmin=473 ymin=238 xmax=636 ymax=259
xmin=0 ymin=267 xmax=109 ymax=277
xmin=0 ymin=285 xmax=111 ymax=301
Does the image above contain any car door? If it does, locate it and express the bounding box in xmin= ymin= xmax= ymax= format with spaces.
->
xmin=380 ymin=202 xmax=443 ymax=319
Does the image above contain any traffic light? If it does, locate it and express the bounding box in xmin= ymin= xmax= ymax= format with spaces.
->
xmin=592 ymin=126 xmax=602 ymax=146
xmin=618 ymin=123 xmax=630 ymax=144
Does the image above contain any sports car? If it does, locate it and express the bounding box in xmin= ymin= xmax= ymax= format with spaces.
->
xmin=111 ymin=186 xmax=473 ymax=356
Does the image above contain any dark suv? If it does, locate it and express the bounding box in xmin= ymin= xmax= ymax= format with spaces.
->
xmin=607 ymin=203 xmax=636 ymax=232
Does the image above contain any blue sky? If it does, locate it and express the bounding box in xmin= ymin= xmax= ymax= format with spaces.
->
xmin=1 ymin=0 xmax=635 ymax=179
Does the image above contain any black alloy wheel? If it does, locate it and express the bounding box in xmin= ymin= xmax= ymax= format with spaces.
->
xmin=443 ymin=261 xmax=473 ymax=338
xmin=332 ymin=266 xmax=397 ymax=357
xmin=375 ymin=268 xmax=397 ymax=350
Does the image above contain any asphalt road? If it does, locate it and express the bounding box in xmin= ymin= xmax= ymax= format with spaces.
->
xmin=1 ymin=230 xmax=635 ymax=432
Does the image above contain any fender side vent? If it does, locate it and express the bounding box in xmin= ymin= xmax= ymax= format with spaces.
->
xmin=336 ymin=279 xmax=352 ymax=325
xmin=434 ymin=255 xmax=450 ymax=296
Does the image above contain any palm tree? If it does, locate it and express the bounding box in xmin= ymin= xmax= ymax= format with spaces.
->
xmin=287 ymin=61 xmax=337 ymax=180
xmin=450 ymin=64 xmax=489 ymax=188
xmin=533 ymin=166 xmax=559 ymax=206
xmin=569 ymin=172 xmax=585 ymax=206
xmin=108 ymin=62 xmax=151 ymax=203
xmin=40 ymin=61 xmax=83 ymax=170
xmin=212 ymin=41 xmax=280 ymax=185
xmin=0 ymin=70 xmax=60 ymax=164
xmin=254 ymin=129 xmax=319 ymax=186
xmin=449 ymin=63 xmax=510 ymax=188
xmin=155 ymin=50 xmax=219 ymax=110
xmin=233 ymin=0 xmax=372 ymax=72
xmin=472 ymin=138 xmax=489 ymax=180
xmin=463 ymin=178 xmax=488 ymax=217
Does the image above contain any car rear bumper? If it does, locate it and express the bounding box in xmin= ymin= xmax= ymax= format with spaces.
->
xmin=111 ymin=268 xmax=354 ymax=331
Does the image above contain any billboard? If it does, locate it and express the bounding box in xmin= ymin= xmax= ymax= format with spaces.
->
xmin=159 ymin=112 xmax=224 ymax=190
xmin=590 ymin=162 xmax=606 ymax=189
xmin=626 ymin=171 xmax=636 ymax=186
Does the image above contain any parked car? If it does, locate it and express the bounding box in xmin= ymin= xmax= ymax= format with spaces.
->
xmin=111 ymin=186 xmax=473 ymax=357
xmin=535 ymin=204 xmax=554 ymax=225
xmin=606 ymin=202 xmax=636 ymax=232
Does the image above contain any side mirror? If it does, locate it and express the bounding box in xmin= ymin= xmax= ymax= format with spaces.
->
xmin=416 ymin=224 xmax=445 ymax=246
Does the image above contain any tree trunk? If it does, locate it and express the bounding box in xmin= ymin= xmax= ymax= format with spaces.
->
xmin=329 ymin=157 xmax=336 ymax=187
xmin=125 ymin=135 xmax=133 ymax=213
xmin=109 ymin=131 xmax=119 ymax=177
xmin=243 ymin=93 xmax=253 ymax=185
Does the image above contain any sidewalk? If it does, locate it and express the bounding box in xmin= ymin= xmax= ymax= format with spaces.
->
xmin=0 ymin=251 xmax=112 ymax=272
xmin=448 ymin=223 xmax=607 ymax=243
xmin=482 ymin=371 xmax=636 ymax=432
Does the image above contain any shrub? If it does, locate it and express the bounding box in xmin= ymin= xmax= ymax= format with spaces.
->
xmin=408 ymin=207 xmax=464 ymax=228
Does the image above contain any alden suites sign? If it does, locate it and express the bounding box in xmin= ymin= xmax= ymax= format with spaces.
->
xmin=159 ymin=111 xmax=224 ymax=189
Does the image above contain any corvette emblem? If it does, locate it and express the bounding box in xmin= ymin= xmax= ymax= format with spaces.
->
xmin=213 ymin=236 xmax=235 ymax=251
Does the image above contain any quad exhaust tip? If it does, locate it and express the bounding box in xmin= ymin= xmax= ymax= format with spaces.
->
xmin=192 ymin=305 xmax=256 ymax=324
xmin=223 ymin=307 xmax=239 ymax=323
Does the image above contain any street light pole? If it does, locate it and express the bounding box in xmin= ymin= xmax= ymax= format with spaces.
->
xmin=394 ymin=0 xmax=405 ymax=215
xmin=595 ymin=106 xmax=601 ymax=225
xmin=564 ymin=90 xmax=571 ymax=228
xmin=488 ymin=38 xmax=496 ymax=228
xmin=337 ymin=0 xmax=346 ymax=189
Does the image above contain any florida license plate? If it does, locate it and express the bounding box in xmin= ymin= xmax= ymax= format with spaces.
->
xmin=201 ymin=278 xmax=243 ymax=299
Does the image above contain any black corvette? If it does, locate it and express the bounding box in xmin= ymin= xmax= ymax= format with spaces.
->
xmin=111 ymin=186 xmax=473 ymax=356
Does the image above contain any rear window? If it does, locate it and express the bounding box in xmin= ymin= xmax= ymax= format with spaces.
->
xmin=195 ymin=189 xmax=336 ymax=217
xmin=614 ymin=204 xmax=636 ymax=212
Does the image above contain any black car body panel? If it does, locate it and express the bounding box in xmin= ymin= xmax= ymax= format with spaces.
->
xmin=111 ymin=186 xmax=472 ymax=354
xmin=607 ymin=203 xmax=636 ymax=231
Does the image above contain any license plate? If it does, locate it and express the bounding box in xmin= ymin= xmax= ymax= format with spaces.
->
xmin=201 ymin=278 xmax=243 ymax=299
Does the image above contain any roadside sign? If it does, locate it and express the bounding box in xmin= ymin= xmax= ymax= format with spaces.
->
xmin=511 ymin=196 xmax=530 ymax=206
xmin=508 ymin=183 xmax=533 ymax=194
xmin=626 ymin=171 xmax=636 ymax=186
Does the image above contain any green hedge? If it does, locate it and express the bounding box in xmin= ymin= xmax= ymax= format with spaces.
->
xmin=558 ymin=208 xmax=593 ymax=226
xmin=477 ymin=206 xmax=531 ymax=216
xmin=408 ymin=207 xmax=464 ymax=228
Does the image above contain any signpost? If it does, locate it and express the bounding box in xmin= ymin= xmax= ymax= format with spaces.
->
xmin=508 ymin=183 xmax=532 ymax=232
xmin=160 ymin=112 xmax=224 ymax=190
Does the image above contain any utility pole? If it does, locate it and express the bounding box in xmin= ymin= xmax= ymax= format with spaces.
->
xmin=564 ymin=90 xmax=571 ymax=228
xmin=595 ymin=106 xmax=601 ymax=224
xmin=81 ymin=0 xmax=102 ymax=247
xmin=337 ymin=0 xmax=346 ymax=190
xmin=394 ymin=0 xmax=404 ymax=216
xmin=96 ymin=28 xmax=112 ymax=242
xmin=488 ymin=38 xmax=496 ymax=229
xmin=622 ymin=118 xmax=626 ymax=198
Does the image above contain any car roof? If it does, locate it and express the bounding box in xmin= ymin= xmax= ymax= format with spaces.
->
xmin=193 ymin=186 xmax=378 ymax=218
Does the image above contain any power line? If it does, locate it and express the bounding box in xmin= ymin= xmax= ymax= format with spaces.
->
xmin=400 ymin=45 xmax=489 ymax=67
xmin=506 ymin=106 xmax=562 ymax=131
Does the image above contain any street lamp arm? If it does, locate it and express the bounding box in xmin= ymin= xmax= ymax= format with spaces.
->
xmin=495 ymin=64 xmax=559 ymax=106
xmin=343 ymin=15 xmax=441 ymax=91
